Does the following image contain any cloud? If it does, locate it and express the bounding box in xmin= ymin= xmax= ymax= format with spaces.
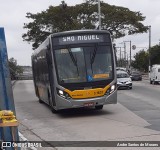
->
xmin=0 ymin=0 xmax=160 ymax=65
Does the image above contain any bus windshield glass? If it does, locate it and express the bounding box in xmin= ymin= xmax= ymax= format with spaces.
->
xmin=54 ymin=45 xmax=113 ymax=83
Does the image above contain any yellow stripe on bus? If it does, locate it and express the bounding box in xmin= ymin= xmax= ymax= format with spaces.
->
xmin=93 ymin=74 xmax=109 ymax=79
xmin=64 ymin=85 xmax=110 ymax=99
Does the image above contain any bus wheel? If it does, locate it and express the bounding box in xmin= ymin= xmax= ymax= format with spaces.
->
xmin=95 ymin=105 xmax=103 ymax=110
xmin=39 ymin=99 xmax=43 ymax=103
xmin=51 ymin=107 xmax=59 ymax=114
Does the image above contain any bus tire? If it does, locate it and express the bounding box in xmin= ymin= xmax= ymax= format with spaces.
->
xmin=95 ymin=105 xmax=103 ymax=110
xmin=51 ymin=107 xmax=59 ymax=114
xmin=39 ymin=99 xmax=43 ymax=103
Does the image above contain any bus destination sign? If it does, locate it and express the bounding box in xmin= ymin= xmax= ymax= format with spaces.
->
xmin=57 ymin=34 xmax=107 ymax=45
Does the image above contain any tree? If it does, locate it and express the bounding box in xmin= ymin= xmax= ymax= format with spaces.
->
xmin=131 ymin=50 xmax=149 ymax=72
xmin=131 ymin=45 xmax=160 ymax=72
xmin=117 ymin=58 xmax=128 ymax=68
xmin=8 ymin=57 xmax=23 ymax=80
xmin=150 ymin=45 xmax=160 ymax=65
xmin=22 ymin=0 xmax=148 ymax=49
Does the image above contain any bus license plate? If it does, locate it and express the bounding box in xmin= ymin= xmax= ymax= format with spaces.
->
xmin=84 ymin=102 xmax=94 ymax=107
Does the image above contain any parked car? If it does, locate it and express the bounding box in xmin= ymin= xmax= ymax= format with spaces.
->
xmin=130 ymin=71 xmax=142 ymax=81
xmin=117 ymin=70 xmax=132 ymax=89
xmin=116 ymin=67 xmax=127 ymax=72
xmin=149 ymin=64 xmax=160 ymax=84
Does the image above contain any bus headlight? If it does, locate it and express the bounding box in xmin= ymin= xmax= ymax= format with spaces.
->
xmin=57 ymin=88 xmax=71 ymax=99
xmin=111 ymin=85 xmax=115 ymax=91
xmin=110 ymin=84 xmax=116 ymax=94
xmin=59 ymin=90 xmax=64 ymax=95
xmin=105 ymin=84 xmax=116 ymax=96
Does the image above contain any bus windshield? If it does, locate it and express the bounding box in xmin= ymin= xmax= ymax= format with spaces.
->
xmin=54 ymin=45 xmax=113 ymax=83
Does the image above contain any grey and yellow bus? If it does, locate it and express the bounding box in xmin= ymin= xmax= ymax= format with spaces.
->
xmin=32 ymin=30 xmax=117 ymax=112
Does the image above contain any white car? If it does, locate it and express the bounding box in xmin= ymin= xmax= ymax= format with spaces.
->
xmin=117 ymin=70 xmax=132 ymax=89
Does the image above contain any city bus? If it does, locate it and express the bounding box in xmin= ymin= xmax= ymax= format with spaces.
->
xmin=32 ymin=30 xmax=117 ymax=112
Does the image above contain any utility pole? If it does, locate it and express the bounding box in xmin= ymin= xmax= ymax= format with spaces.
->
xmin=130 ymin=41 xmax=131 ymax=68
xmin=115 ymin=47 xmax=123 ymax=67
xmin=148 ymin=26 xmax=151 ymax=72
xmin=120 ymin=47 xmax=122 ymax=66
xmin=98 ymin=0 xmax=101 ymax=30
xmin=119 ymin=42 xmax=126 ymax=68
xmin=124 ymin=41 xmax=132 ymax=70
xmin=124 ymin=42 xmax=126 ymax=68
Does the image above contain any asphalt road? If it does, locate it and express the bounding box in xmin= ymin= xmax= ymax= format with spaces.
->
xmin=118 ymin=80 xmax=160 ymax=131
xmin=12 ymin=80 xmax=160 ymax=150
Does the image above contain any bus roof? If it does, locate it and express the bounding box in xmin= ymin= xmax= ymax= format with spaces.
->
xmin=32 ymin=30 xmax=111 ymax=57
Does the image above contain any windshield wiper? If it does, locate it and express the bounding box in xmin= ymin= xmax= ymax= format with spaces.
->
xmin=68 ymin=48 xmax=79 ymax=76
xmin=90 ymin=44 xmax=98 ymax=74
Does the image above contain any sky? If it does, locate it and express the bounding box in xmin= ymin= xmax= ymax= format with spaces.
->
xmin=0 ymin=0 xmax=160 ymax=66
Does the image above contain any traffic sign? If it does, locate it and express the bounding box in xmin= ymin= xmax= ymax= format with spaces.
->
xmin=132 ymin=45 xmax=136 ymax=50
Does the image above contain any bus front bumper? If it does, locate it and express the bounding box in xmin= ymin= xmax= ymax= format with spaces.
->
xmin=55 ymin=90 xmax=117 ymax=110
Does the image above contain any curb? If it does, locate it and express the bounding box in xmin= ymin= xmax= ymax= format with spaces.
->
xmin=11 ymin=80 xmax=17 ymax=87
xmin=19 ymin=132 xmax=37 ymax=150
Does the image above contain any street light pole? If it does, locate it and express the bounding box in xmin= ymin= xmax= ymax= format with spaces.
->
xmin=124 ymin=41 xmax=132 ymax=70
xmin=124 ymin=42 xmax=126 ymax=63
xmin=116 ymin=47 xmax=124 ymax=67
xmin=129 ymin=41 xmax=132 ymax=69
xmin=148 ymin=25 xmax=151 ymax=71
xmin=119 ymin=42 xmax=127 ymax=68
xmin=98 ymin=0 xmax=101 ymax=30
